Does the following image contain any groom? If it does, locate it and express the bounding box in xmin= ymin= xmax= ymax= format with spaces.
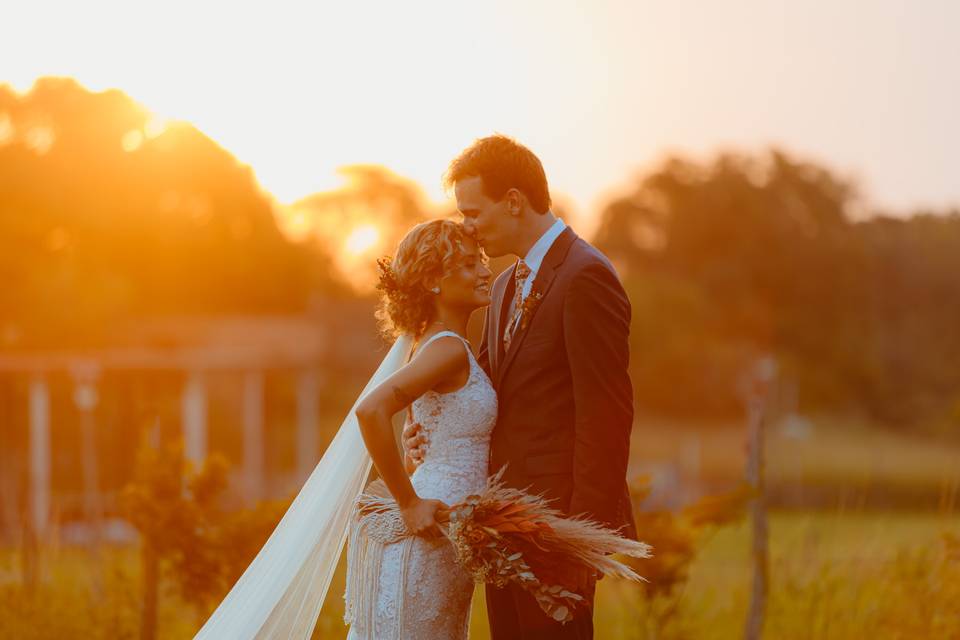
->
xmin=407 ymin=135 xmax=636 ymax=639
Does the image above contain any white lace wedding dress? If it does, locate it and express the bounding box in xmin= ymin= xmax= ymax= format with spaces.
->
xmin=345 ymin=331 xmax=498 ymax=640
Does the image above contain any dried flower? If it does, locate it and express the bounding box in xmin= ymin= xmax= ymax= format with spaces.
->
xmin=518 ymin=290 xmax=544 ymax=333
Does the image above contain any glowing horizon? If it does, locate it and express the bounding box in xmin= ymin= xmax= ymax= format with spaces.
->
xmin=3 ymin=0 xmax=958 ymax=229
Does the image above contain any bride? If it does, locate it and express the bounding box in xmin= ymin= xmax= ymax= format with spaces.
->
xmin=345 ymin=218 xmax=496 ymax=638
xmin=193 ymin=219 xmax=495 ymax=640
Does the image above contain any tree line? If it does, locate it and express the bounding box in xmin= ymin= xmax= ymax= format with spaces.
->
xmin=2 ymin=77 xmax=957 ymax=429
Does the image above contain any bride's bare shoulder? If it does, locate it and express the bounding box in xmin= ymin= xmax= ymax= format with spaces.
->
xmin=409 ymin=334 xmax=470 ymax=374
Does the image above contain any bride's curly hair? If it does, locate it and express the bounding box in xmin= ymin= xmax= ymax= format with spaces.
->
xmin=376 ymin=219 xmax=471 ymax=339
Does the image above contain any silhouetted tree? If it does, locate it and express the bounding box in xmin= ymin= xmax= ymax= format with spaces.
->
xmin=0 ymin=77 xmax=337 ymax=348
xmin=595 ymin=149 xmax=960 ymax=427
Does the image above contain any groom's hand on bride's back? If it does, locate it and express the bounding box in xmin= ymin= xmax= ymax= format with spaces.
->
xmin=402 ymin=420 xmax=428 ymax=467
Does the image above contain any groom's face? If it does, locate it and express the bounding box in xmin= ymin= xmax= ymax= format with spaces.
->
xmin=454 ymin=176 xmax=514 ymax=258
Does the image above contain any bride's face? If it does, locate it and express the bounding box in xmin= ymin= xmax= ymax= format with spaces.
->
xmin=438 ymin=237 xmax=492 ymax=310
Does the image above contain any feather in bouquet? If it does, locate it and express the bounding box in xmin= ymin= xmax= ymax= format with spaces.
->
xmin=351 ymin=470 xmax=651 ymax=624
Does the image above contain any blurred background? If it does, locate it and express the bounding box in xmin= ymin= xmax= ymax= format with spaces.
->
xmin=1 ymin=1 xmax=958 ymax=638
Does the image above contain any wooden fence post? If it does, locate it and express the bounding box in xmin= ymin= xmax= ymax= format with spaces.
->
xmin=744 ymin=356 xmax=777 ymax=640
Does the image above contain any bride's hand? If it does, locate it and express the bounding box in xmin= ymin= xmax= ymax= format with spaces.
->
xmin=399 ymin=496 xmax=448 ymax=539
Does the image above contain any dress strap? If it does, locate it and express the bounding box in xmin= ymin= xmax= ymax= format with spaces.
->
xmin=416 ymin=330 xmax=469 ymax=352
xmin=404 ymin=331 xmax=454 ymax=363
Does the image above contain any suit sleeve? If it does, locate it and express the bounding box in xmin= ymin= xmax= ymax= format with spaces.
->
xmin=563 ymin=262 xmax=634 ymax=528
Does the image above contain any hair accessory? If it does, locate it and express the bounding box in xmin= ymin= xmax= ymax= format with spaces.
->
xmin=376 ymin=256 xmax=399 ymax=294
xmin=430 ymin=287 xmax=440 ymax=294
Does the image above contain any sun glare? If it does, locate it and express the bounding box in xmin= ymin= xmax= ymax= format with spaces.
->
xmin=122 ymin=129 xmax=143 ymax=152
xmin=344 ymin=224 xmax=380 ymax=256
xmin=0 ymin=114 xmax=13 ymax=145
xmin=144 ymin=115 xmax=168 ymax=139
xmin=25 ymin=126 xmax=54 ymax=155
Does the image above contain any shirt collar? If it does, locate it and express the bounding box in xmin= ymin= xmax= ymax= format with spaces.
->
xmin=522 ymin=216 xmax=567 ymax=274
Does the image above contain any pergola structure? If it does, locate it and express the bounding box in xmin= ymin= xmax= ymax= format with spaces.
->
xmin=0 ymin=315 xmax=326 ymax=539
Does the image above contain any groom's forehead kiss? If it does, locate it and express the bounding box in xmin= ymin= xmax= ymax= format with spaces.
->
xmin=453 ymin=175 xmax=503 ymax=241
xmin=454 ymin=175 xmax=492 ymax=218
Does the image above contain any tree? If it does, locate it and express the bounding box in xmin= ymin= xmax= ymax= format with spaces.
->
xmin=285 ymin=164 xmax=434 ymax=289
xmin=121 ymin=435 xmax=290 ymax=639
xmin=593 ymin=149 xmax=904 ymax=420
xmin=0 ymin=77 xmax=336 ymax=349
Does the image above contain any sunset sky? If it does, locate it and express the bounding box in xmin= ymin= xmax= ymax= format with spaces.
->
xmin=4 ymin=0 xmax=958 ymax=230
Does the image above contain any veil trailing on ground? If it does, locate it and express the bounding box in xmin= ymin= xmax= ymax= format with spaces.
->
xmin=195 ymin=336 xmax=413 ymax=639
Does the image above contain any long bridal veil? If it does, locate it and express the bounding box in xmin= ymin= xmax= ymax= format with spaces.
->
xmin=195 ymin=336 xmax=412 ymax=639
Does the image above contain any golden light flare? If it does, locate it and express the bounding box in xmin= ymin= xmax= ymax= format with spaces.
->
xmin=144 ymin=115 xmax=168 ymax=139
xmin=0 ymin=113 xmax=13 ymax=145
xmin=344 ymin=224 xmax=380 ymax=257
xmin=122 ymin=129 xmax=143 ymax=152
xmin=279 ymin=209 xmax=313 ymax=242
xmin=272 ymin=165 xmax=435 ymax=291
xmin=25 ymin=126 xmax=54 ymax=155
xmin=121 ymin=115 xmax=168 ymax=153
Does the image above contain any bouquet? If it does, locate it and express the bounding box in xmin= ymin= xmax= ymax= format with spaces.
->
xmin=351 ymin=470 xmax=651 ymax=623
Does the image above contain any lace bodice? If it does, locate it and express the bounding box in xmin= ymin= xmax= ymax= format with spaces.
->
xmin=345 ymin=331 xmax=497 ymax=640
xmin=409 ymin=332 xmax=498 ymax=503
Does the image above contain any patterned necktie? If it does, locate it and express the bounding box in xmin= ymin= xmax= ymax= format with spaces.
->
xmin=503 ymin=260 xmax=532 ymax=352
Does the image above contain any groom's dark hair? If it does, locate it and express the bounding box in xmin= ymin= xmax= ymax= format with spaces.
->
xmin=444 ymin=134 xmax=552 ymax=214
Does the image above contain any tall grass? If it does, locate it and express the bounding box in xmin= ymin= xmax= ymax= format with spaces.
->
xmin=2 ymin=512 xmax=956 ymax=639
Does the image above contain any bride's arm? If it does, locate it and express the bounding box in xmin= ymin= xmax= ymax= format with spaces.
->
xmin=355 ymin=337 xmax=468 ymax=536
xmin=403 ymin=449 xmax=418 ymax=475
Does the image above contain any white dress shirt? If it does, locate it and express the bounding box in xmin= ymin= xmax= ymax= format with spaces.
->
xmin=511 ymin=216 xmax=567 ymax=313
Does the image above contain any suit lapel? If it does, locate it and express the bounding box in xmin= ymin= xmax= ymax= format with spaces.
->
xmin=497 ymin=227 xmax=578 ymax=388
xmin=489 ymin=265 xmax=515 ymax=381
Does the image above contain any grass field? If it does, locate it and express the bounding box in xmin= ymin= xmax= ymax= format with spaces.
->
xmin=2 ymin=511 xmax=956 ymax=639
xmin=585 ymin=511 xmax=959 ymax=639
xmin=633 ymin=415 xmax=960 ymax=510
xmin=2 ymin=418 xmax=959 ymax=639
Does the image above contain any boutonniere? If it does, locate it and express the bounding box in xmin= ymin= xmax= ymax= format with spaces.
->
xmin=518 ymin=291 xmax=544 ymax=332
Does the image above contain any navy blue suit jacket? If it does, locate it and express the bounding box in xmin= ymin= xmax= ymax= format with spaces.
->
xmin=478 ymin=227 xmax=637 ymax=539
